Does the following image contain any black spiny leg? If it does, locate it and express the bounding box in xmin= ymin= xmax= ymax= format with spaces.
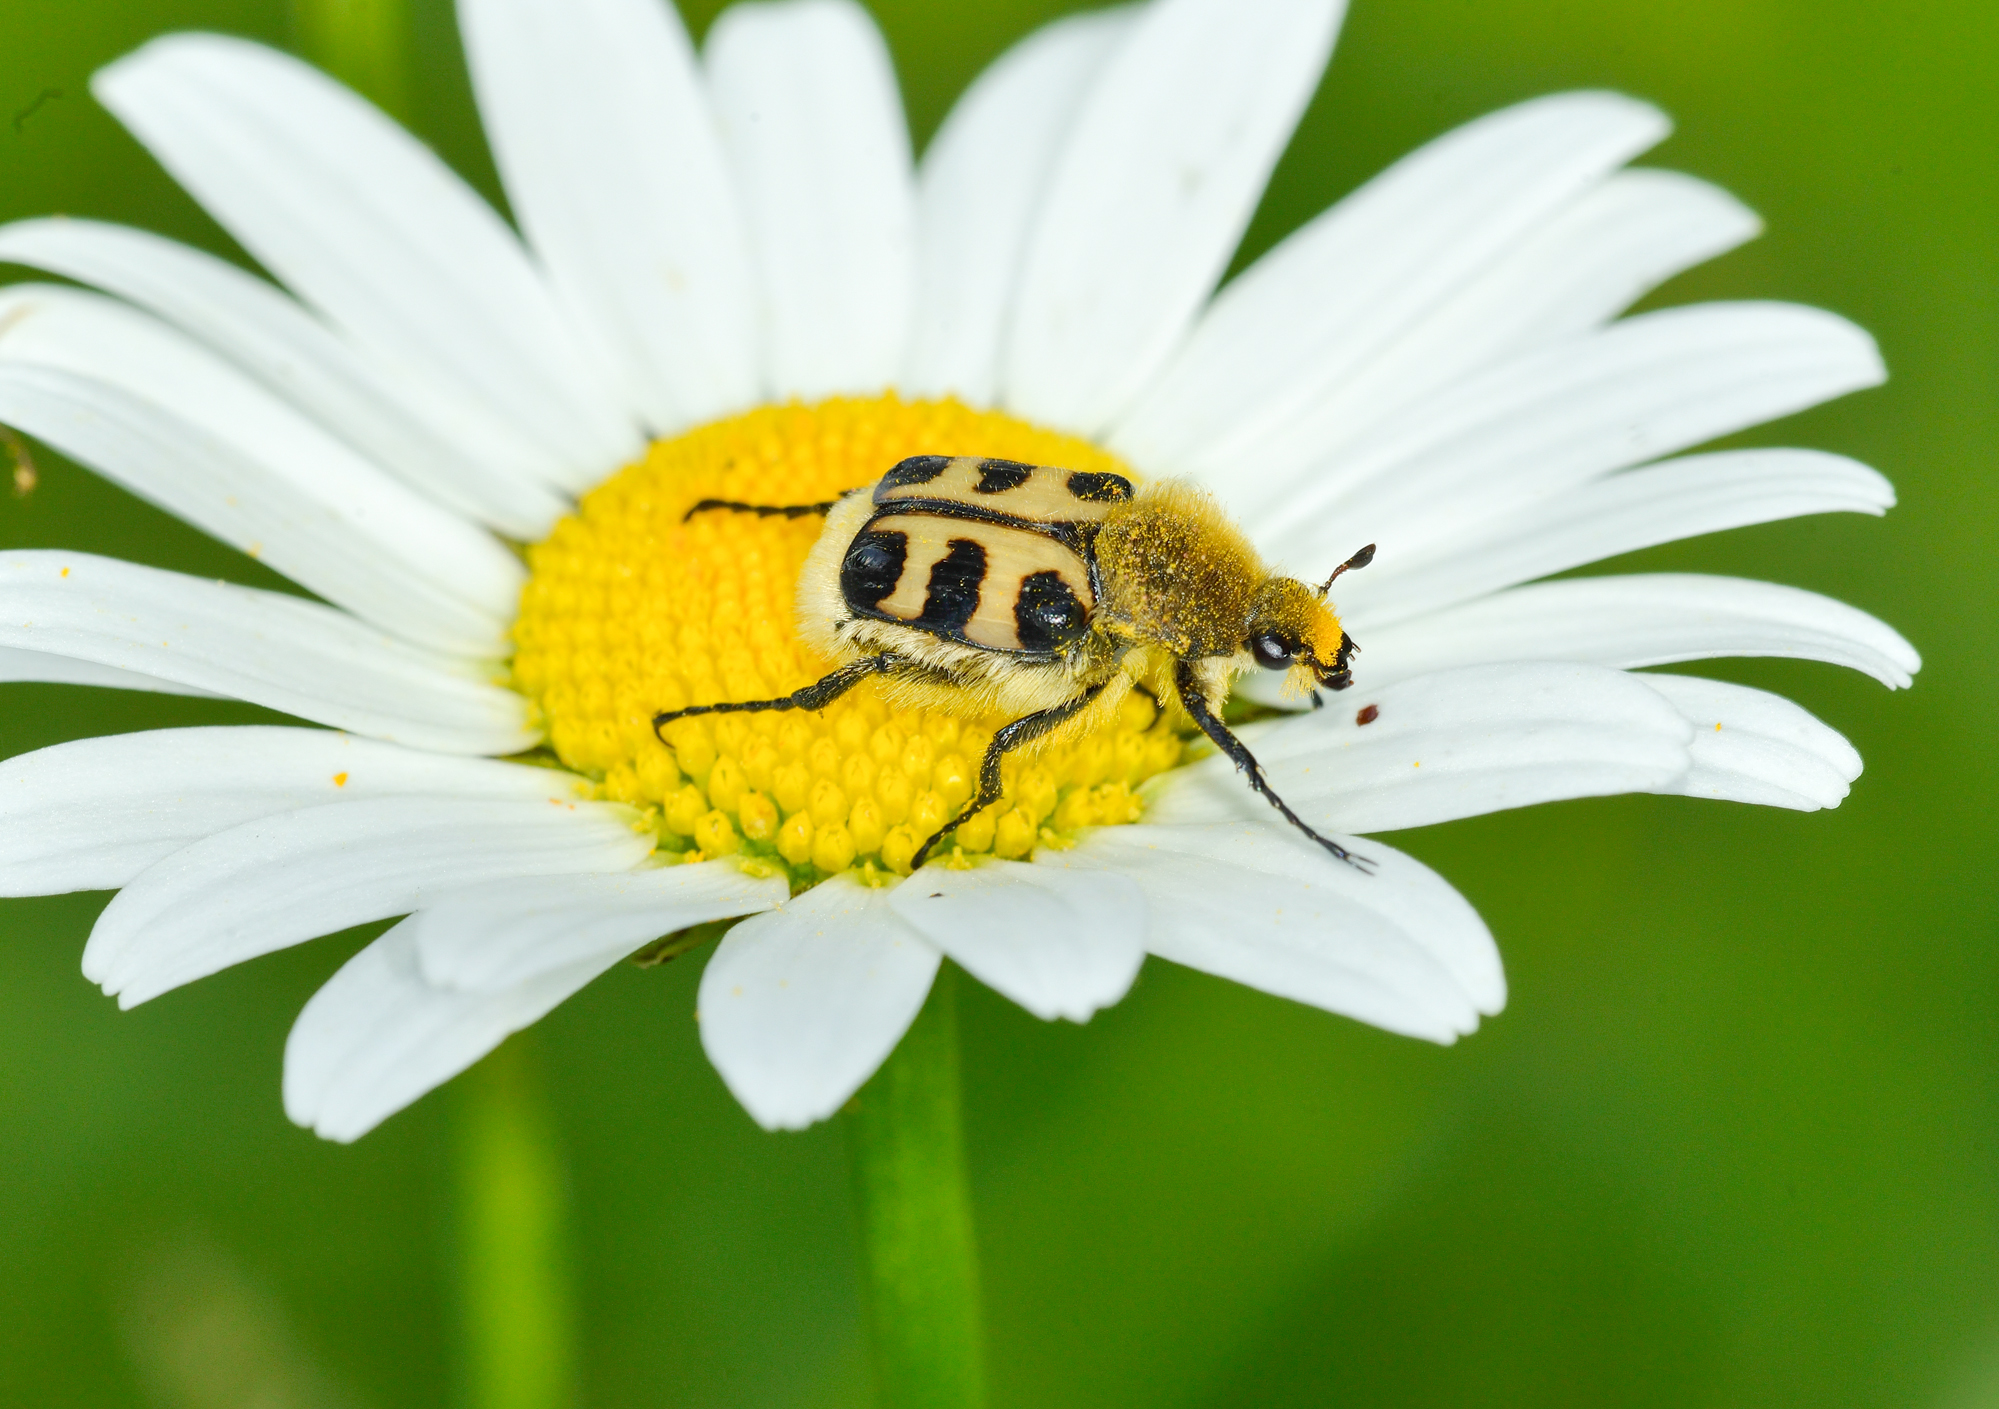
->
xmin=682 ymin=498 xmax=837 ymax=522
xmin=683 ymin=486 xmax=864 ymax=523
xmin=652 ymin=655 xmax=903 ymax=739
xmin=1173 ymin=659 xmax=1373 ymax=874
xmin=911 ymin=682 xmax=1108 ymax=871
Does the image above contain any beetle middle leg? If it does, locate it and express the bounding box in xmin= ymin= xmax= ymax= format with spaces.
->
xmin=912 ymin=682 xmax=1108 ymax=871
xmin=652 ymin=654 xmax=913 ymax=739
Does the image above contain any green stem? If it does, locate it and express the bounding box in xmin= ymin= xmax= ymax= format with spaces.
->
xmin=847 ymin=964 xmax=988 ymax=1409
xmin=292 ymin=0 xmax=410 ymax=119
xmin=452 ymin=1037 xmax=578 ymax=1409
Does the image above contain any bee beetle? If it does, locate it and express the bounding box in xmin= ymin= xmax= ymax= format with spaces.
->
xmin=655 ymin=455 xmax=1375 ymax=872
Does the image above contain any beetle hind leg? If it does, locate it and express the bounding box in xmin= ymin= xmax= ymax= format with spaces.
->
xmin=682 ymin=486 xmax=863 ymax=523
xmin=912 ymin=682 xmax=1107 ymax=871
xmin=682 ymin=498 xmax=836 ymax=522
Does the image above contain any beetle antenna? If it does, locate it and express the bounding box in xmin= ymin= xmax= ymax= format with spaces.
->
xmin=1317 ymin=542 xmax=1376 ymax=597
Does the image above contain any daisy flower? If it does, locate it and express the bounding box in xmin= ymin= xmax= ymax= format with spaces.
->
xmin=0 ymin=0 xmax=1916 ymax=1140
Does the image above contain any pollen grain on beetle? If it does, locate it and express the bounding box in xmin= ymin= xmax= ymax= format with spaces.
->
xmin=510 ymin=394 xmax=1189 ymax=884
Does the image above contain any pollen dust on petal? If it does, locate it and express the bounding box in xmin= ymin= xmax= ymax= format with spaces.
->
xmin=509 ymin=394 xmax=1190 ymax=890
xmin=331 ymin=772 xmax=348 ymax=787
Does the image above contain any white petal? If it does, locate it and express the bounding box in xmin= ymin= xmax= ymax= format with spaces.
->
xmin=1640 ymin=673 xmax=1863 ymax=810
xmin=1354 ymin=573 xmax=1922 ymax=691
xmin=886 ymin=860 xmax=1144 ymax=1022
xmin=0 ymin=285 xmax=522 ymax=654
xmin=0 ymin=217 xmax=571 ymax=536
xmin=411 ymin=860 xmax=788 ymax=991
xmin=1070 ymin=823 xmax=1500 ymax=1040
xmin=697 ymin=873 xmax=939 ymax=1130
xmin=458 ymin=0 xmax=760 ymax=430
xmin=0 ymin=644 xmax=219 ymax=696
xmin=86 ymin=795 xmax=653 ymax=1006
xmin=901 ymin=7 xmax=1136 ymax=403
xmin=1114 ymin=91 xmax=1671 ymax=472
xmin=93 ymin=34 xmax=641 ymax=490
xmin=1338 ymin=449 xmax=1895 ymax=629
xmin=0 ymin=551 xmax=535 ymax=754
xmin=284 ymin=921 xmax=610 ymax=1142
xmin=1186 ymin=168 xmax=1763 ymax=509
xmin=1160 ymin=662 xmax=1693 ymax=834
xmin=0 ymin=365 xmax=503 ymax=660
xmin=705 ymin=0 xmax=915 ymax=400
xmin=0 ymin=726 xmax=591 ymax=896
xmin=1256 ymin=302 xmax=1885 ymax=561
xmin=1002 ymin=0 xmax=1346 ymax=433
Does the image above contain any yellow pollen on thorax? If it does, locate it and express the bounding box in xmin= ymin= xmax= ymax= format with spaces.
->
xmin=510 ymin=394 xmax=1190 ymax=886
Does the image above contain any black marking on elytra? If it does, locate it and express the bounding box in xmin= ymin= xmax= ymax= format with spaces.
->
xmin=917 ymin=538 xmax=987 ymax=633
xmin=973 ymin=459 xmax=1034 ymax=494
xmin=1066 ymin=471 xmax=1133 ymax=503
xmin=1014 ymin=569 xmax=1088 ymax=652
xmin=880 ymin=455 xmax=951 ymax=492
xmin=861 ymin=498 xmax=1090 ymax=552
xmin=840 ymin=529 xmax=908 ymax=612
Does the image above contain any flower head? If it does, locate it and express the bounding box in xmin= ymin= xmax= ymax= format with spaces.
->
xmin=0 ymin=0 xmax=1915 ymax=1138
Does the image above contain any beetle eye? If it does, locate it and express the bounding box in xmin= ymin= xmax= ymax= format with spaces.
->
xmin=1249 ymin=633 xmax=1293 ymax=670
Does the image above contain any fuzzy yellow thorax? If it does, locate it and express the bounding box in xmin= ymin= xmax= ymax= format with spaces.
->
xmin=510 ymin=395 xmax=1191 ymax=885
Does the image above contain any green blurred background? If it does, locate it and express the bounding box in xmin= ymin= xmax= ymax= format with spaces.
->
xmin=1 ymin=0 xmax=1994 ymax=1404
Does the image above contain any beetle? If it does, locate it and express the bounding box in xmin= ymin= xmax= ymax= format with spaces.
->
xmin=656 ymin=455 xmax=1375 ymax=871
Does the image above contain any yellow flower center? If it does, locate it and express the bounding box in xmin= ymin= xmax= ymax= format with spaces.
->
xmin=511 ymin=395 xmax=1190 ymax=884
